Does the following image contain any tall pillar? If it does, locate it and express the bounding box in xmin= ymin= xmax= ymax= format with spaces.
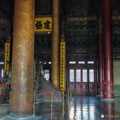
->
xmin=102 ymin=39 xmax=105 ymax=95
xmin=103 ymin=0 xmax=114 ymax=101
xmin=9 ymin=0 xmax=36 ymax=119
xmin=97 ymin=36 xmax=103 ymax=97
xmin=51 ymin=0 xmax=60 ymax=88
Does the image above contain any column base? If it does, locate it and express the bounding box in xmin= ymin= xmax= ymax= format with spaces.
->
xmin=97 ymin=95 xmax=103 ymax=98
xmin=2 ymin=115 xmax=40 ymax=120
xmin=102 ymin=98 xmax=116 ymax=103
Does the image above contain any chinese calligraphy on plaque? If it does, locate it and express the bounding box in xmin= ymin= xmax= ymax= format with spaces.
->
xmin=35 ymin=17 xmax=52 ymax=32
xmin=4 ymin=43 xmax=10 ymax=76
xmin=60 ymin=41 xmax=66 ymax=91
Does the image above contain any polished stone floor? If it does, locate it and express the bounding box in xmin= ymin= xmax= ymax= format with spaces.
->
xmin=1 ymin=96 xmax=120 ymax=120
xmin=35 ymin=96 xmax=120 ymax=120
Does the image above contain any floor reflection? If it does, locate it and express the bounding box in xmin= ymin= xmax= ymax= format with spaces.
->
xmin=64 ymin=96 xmax=99 ymax=120
xmin=100 ymin=102 xmax=115 ymax=120
xmin=35 ymin=96 xmax=120 ymax=120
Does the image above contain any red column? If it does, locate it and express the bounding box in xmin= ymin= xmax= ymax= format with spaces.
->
xmin=97 ymin=36 xmax=103 ymax=96
xmin=103 ymin=0 xmax=114 ymax=99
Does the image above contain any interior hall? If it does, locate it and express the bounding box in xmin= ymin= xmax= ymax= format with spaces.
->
xmin=0 ymin=0 xmax=120 ymax=120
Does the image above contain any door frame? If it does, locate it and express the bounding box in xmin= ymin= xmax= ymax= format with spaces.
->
xmin=67 ymin=61 xmax=97 ymax=95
